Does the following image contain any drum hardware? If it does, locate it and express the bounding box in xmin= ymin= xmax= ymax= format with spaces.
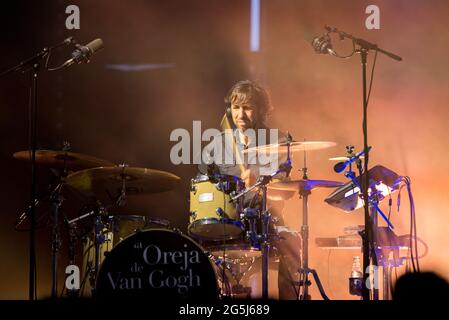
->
xmin=242 ymin=207 xmax=259 ymax=247
xmin=289 ymin=156 xmax=330 ymax=300
xmin=50 ymin=179 xmax=65 ymax=299
xmin=115 ymin=163 xmax=129 ymax=207
xmin=65 ymin=217 xmax=81 ymax=298
xmin=67 ymin=210 xmax=97 ymax=225
xmin=265 ymin=140 xmax=339 ymax=300
xmin=90 ymin=205 xmax=109 ymax=296
xmin=231 ymin=138 xmax=293 ymax=300
xmin=13 ymin=144 xmax=114 ymax=299
xmin=329 ymin=145 xmax=365 ymax=162
xmin=49 ymin=142 xmax=72 ymax=299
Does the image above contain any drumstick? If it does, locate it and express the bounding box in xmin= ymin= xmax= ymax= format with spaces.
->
xmin=220 ymin=113 xmax=246 ymax=174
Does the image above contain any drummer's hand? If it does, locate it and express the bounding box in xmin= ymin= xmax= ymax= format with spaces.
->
xmin=241 ymin=169 xmax=257 ymax=187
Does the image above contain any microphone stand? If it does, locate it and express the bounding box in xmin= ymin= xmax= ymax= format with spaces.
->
xmin=0 ymin=37 xmax=74 ymax=300
xmin=324 ymin=26 xmax=402 ymax=300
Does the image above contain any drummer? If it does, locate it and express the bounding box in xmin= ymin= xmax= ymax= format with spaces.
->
xmin=199 ymin=79 xmax=301 ymax=299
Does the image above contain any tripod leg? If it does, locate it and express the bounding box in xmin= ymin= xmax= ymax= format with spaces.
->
xmin=310 ymin=269 xmax=330 ymax=300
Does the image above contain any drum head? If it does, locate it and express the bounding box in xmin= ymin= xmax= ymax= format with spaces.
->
xmin=95 ymin=229 xmax=219 ymax=300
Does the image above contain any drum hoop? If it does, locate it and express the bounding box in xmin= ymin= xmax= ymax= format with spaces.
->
xmin=209 ymin=243 xmax=261 ymax=253
xmin=188 ymin=218 xmax=244 ymax=241
xmin=192 ymin=174 xmax=244 ymax=185
xmin=111 ymin=214 xmax=146 ymax=222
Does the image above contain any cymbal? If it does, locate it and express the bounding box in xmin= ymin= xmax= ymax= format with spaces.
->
xmin=242 ymin=141 xmax=336 ymax=154
xmin=65 ymin=166 xmax=181 ymax=196
xmin=13 ymin=150 xmax=115 ymax=171
xmin=329 ymin=156 xmax=364 ymax=161
xmin=268 ymin=179 xmax=344 ymax=192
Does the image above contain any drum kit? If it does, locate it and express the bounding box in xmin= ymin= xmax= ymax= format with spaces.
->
xmin=13 ymin=139 xmax=390 ymax=300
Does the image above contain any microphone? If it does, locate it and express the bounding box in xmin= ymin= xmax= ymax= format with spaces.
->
xmin=334 ymin=146 xmax=372 ymax=173
xmin=311 ymin=33 xmax=336 ymax=56
xmin=65 ymin=38 xmax=104 ymax=67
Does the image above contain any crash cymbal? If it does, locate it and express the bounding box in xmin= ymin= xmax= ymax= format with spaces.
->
xmin=242 ymin=141 xmax=336 ymax=154
xmin=329 ymin=155 xmax=364 ymax=161
xmin=65 ymin=166 xmax=181 ymax=196
xmin=13 ymin=150 xmax=115 ymax=171
xmin=268 ymin=179 xmax=344 ymax=192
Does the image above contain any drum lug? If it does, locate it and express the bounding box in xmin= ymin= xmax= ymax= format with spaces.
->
xmin=215 ymin=207 xmax=224 ymax=217
xmin=215 ymin=182 xmax=227 ymax=192
xmin=190 ymin=184 xmax=197 ymax=194
xmin=190 ymin=211 xmax=197 ymax=220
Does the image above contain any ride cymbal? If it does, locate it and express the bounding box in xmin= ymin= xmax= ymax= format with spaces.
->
xmin=268 ymin=179 xmax=344 ymax=192
xmin=242 ymin=141 xmax=337 ymax=155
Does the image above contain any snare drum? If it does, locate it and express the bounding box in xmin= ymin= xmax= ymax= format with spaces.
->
xmin=189 ymin=174 xmax=245 ymax=241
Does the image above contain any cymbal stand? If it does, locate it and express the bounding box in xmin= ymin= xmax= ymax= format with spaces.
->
xmin=50 ymin=143 xmax=70 ymax=298
xmin=90 ymin=204 xmax=108 ymax=296
xmin=65 ymin=219 xmax=79 ymax=298
xmin=296 ymin=151 xmax=329 ymax=300
xmin=50 ymin=180 xmax=64 ymax=298
xmin=116 ymin=163 xmax=128 ymax=207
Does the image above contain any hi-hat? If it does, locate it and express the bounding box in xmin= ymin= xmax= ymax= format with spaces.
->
xmin=13 ymin=150 xmax=115 ymax=171
xmin=242 ymin=141 xmax=336 ymax=155
xmin=268 ymin=179 xmax=344 ymax=192
xmin=65 ymin=166 xmax=181 ymax=196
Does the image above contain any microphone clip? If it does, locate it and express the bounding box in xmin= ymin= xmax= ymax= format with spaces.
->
xmin=334 ymin=146 xmax=372 ymax=173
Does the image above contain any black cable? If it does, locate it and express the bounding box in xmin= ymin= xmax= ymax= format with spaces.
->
xmin=327 ymin=249 xmax=332 ymax=298
xmin=406 ymin=177 xmax=420 ymax=271
xmin=397 ymin=235 xmax=428 ymax=260
xmin=34 ymin=257 xmax=37 ymax=300
xmin=404 ymin=178 xmax=416 ymax=272
xmin=366 ymin=49 xmax=378 ymax=108
xmin=387 ymin=193 xmax=392 ymax=221
xmin=296 ymin=270 xmax=303 ymax=300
